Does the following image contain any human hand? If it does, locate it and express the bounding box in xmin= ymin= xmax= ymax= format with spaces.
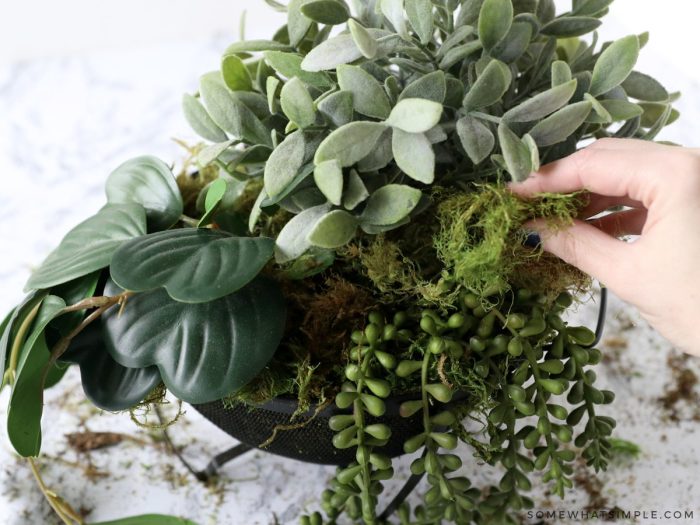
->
xmin=510 ymin=138 xmax=700 ymax=356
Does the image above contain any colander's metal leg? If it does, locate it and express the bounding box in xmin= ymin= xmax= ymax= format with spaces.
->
xmin=156 ymin=406 xmax=254 ymax=482
xmin=379 ymin=448 xmax=428 ymax=520
xmin=588 ymin=285 xmax=608 ymax=348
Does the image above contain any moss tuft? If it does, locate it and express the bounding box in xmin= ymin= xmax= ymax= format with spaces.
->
xmin=434 ymin=185 xmax=588 ymax=299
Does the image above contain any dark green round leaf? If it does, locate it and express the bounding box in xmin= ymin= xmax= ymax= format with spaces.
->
xmin=60 ymin=322 xmax=161 ymax=412
xmin=105 ymin=156 xmax=183 ymax=231
xmin=25 ymin=204 xmax=147 ymax=291
xmin=110 ymin=229 xmax=274 ymax=303
xmin=91 ymin=515 xmax=199 ymax=525
xmin=300 ymin=0 xmax=350 ymax=25
xmin=102 ymin=278 xmax=286 ymax=404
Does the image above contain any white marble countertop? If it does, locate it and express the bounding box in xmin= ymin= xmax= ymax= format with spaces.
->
xmin=2 ymin=3 xmax=700 ymax=524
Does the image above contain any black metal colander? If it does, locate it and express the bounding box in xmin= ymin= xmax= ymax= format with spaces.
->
xmin=193 ymin=394 xmax=434 ymax=466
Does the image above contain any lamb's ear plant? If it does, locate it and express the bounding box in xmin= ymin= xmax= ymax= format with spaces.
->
xmin=1 ymin=0 xmax=677 ymax=523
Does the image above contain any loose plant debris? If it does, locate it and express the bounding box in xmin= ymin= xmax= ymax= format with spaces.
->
xmin=0 ymin=0 xmax=679 ymax=523
xmin=658 ymin=352 xmax=700 ymax=423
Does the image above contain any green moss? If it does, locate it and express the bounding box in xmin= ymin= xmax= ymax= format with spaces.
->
xmin=434 ymin=185 xmax=588 ymax=300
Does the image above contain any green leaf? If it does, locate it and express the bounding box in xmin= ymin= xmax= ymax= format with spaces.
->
xmin=182 ymin=94 xmax=228 ymax=143
xmin=105 ymin=156 xmax=183 ymax=231
xmin=405 ymin=0 xmax=434 ymax=44
xmin=264 ymin=130 xmax=307 ymax=197
xmin=381 ymin=0 xmax=409 ymax=40
xmin=221 ymin=55 xmax=253 ymax=92
xmin=529 ymin=101 xmax=593 ymax=146
xmin=385 ymin=98 xmax=443 ymax=133
xmin=280 ymin=248 xmax=335 ymax=279
xmin=438 ymin=40 xmax=483 ymax=69
xmin=314 ymin=159 xmax=344 ymax=205
xmin=317 ymin=90 xmax=354 ymax=128
xmin=288 ymin=0 xmax=314 ymax=47
xmin=266 ymin=76 xmax=281 ymax=113
xmin=307 ymin=210 xmax=358 ymax=248
xmin=348 ymin=19 xmax=378 ymax=59
xmin=8 ymin=296 xmax=66 ymax=456
xmin=25 ymin=204 xmax=147 ymax=291
xmin=540 ymin=16 xmax=601 ymax=37
xmin=590 ymin=35 xmax=639 ymax=97
xmin=503 ymin=79 xmax=577 ymax=122
xmin=343 ymin=169 xmax=369 ymax=210
xmin=551 ymin=61 xmax=572 ymax=87
xmin=498 ymin=123 xmax=531 ymax=182
xmin=436 ymin=25 xmax=475 ymax=60
xmin=392 ymin=129 xmax=435 ymax=184
xmin=621 ymin=71 xmax=669 ymax=102
xmin=584 ymin=93 xmax=612 ymax=123
xmin=264 ymin=51 xmax=332 ymax=87
xmin=314 ymin=122 xmax=388 ymax=167
xmin=357 ymin=128 xmax=394 ymax=172
xmin=572 ymin=0 xmax=614 ymax=16
xmin=110 ymin=229 xmax=274 ymax=303
xmin=478 ymin=0 xmax=513 ymax=52
xmin=491 ymin=21 xmax=532 ymax=63
xmin=280 ymin=77 xmax=317 ymax=128
xmin=463 ymin=59 xmax=512 ymax=111
xmin=399 ymin=70 xmax=446 ymax=103
xmin=274 ymin=203 xmax=331 ymax=263
xmin=91 ymin=514 xmax=199 ymax=525
xmin=48 ymin=272 xmax=100 ymax=337
xmin=457 ymin=115 xmax=494 ymax=164
xmin=300 ymin=0 xmax=350 ymax=24
xmin=60 ymin=322 xmax=161 ymax=411
xmin=599 ymin=99 xmax=643 ymax=121
xmin=199 ymin=73 xmax=273 ymax=146
xmin=1 ymin=292 xmax=46 ymax=388
xmin=197 ymin=139 xmax=236 ymax=167
xmin=301 ymin=30 xmax=399 ymax=71
xmin=360 ymin=184 xmax=422 ymax=226
xmin=103 ymin=277 xmax=286 ymax=404
xmin=223 ymin=40 xmax=292 ymax=55
xmin=337 ymin=64 xmax=391 ymax=119
xmin=196 ymin=179 xmax=228 ymax=227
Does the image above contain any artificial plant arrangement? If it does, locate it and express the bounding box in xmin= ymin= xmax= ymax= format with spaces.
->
xmin=1 ymin=0 xmax=678 ymax=523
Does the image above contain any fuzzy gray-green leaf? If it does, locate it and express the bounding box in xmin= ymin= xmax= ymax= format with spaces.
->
xmin=551 ymin=61 xmax=572 ymax=87
xmin=221 ymin=55 xmax=253 ymax=92
xmin=337 ymin=64 xmax=392 ymax=119
xmin=314 ymin=159 xmax=344 ymax=205
xmin=498 ymin=123 xmax=531 ymax=182
xmin=264 ymin=130 xmax=307 ymax=197
xmin=307 ymin=210 xmax=358 ymax=248
xmin=317 ymin=90 xmax=354 ymax=127
xmin=315 ymin=122 xmax=388 ymax=167
xmin=301 ymin=30 xmax=399 ymax=72
xmin=621 ymin=71 xmax=669 ymax=102
xmin=300 ymin=0 xmax=350 ymax=25
xmin=491 ymin=22 xmax=532 ymax=63
xmin=457 ymin=115 xmax=494 ymax=164
xmin=182 ymin=94 xmax=228 ymax=143
xmin=275 ymin=203 xmax=331 ymax=262
xmin=381 ymin=0 xmax=409 ymax=40
xmin=281 ymin=77 xmax=316 ymax=129
xmin=399 ymin=70 xmax=446 ymax=103
xmin=528 ymin=101 xmax=592 ymax=147
xmin=540 ymin=16 xmax=601 ymax=37
xmin=288 ymin=0 xmax=314 ymax=47
xmin=386 ymin=98 xmax=443 ymax=133
xmin=463 ymin=59 xmax=511 ymax=111
xmin=392 ymin=129 xmax=435 ymax=184
xmin=406 ymin=0 xmax=434 ymax=44
xmin=343 ymin=170 xmax=370 ymax=210
xmin=348 ymin=19 xmax=378 ymax=59
xmin=503 ymin=79 xmax=577 ymax=122
xmin=478 ymin=0 xmax=513 ymax=52
xmin=599 ymin=99 xmax=643 ymax=121
xmin=361 ymin=184 xmax=422 ymax=226
xmin=590 ymin=35 xmax=639 ymax=97
xmin=264 ymin=51 xmax=332 ymax=87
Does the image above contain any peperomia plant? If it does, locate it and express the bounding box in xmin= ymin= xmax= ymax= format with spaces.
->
xmin=1 ymin=0 xmax=678 ymax=523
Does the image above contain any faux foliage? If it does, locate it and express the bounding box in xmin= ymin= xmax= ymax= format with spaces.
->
xmin=0 ymin=0 xmax=677 ymax=524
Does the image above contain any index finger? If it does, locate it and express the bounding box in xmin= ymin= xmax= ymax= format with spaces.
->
xmin=510 ymin=139 xmax=679 ymax=207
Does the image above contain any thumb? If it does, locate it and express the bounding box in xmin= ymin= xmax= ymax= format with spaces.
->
xmin=529 ymin=219 xmax=632 ymax=289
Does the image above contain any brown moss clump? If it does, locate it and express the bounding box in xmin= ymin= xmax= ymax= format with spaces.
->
xmin=434 ymin=185 xmax=589 ymax=299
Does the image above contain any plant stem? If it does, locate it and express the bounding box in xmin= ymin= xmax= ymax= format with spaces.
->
xmin=4 ymin=302 xmax=42 ymax=386
xmin=28 ymin=458 xmax=83 ymax=525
